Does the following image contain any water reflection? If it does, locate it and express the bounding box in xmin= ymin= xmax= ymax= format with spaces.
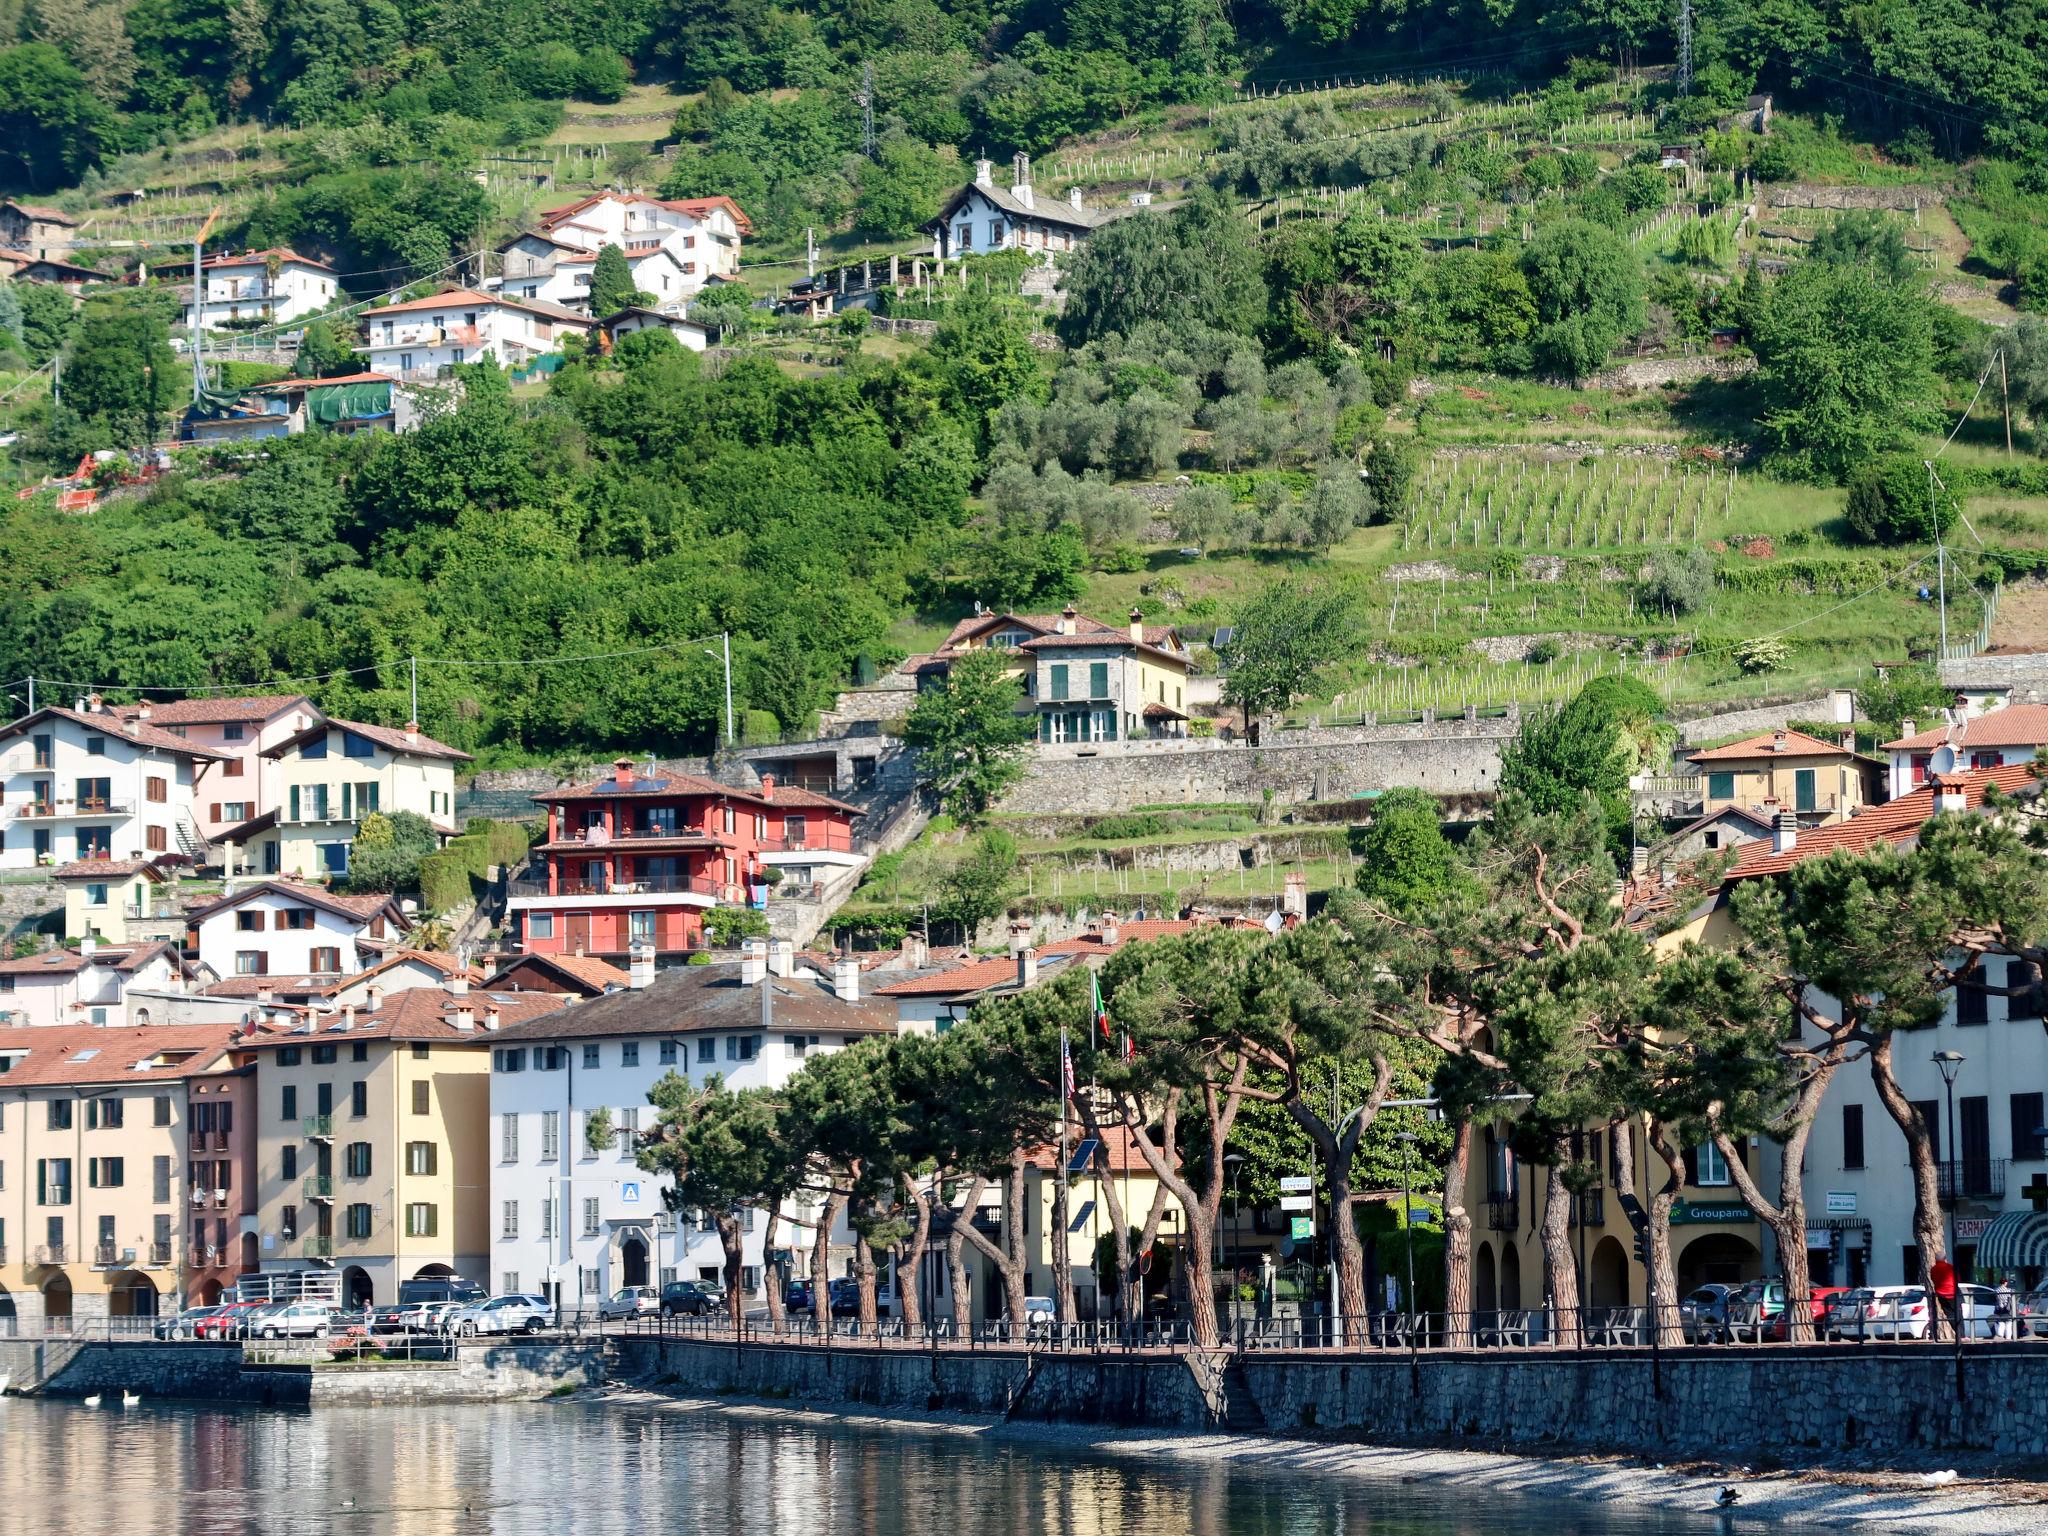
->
xmin=0 ymin=1398 xmax=1741 ymax=1536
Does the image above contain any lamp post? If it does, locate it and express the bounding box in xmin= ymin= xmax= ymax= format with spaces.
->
xmin=1395 ymin=1132 xmax=1419 ymax=1315
xmin=1224 ymin=1153 xmax=1245 ymax=1326
xmin=1933 ymin=1050 xmax=1965 ymax=1346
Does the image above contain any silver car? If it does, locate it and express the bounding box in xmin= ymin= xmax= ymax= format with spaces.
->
xmin=449 ymin=1294 xmax=553 ymax=1337
xmin=598 ymin=1286 xmax=661 ymax=1321
xmin=254 ymin=1301 xmax=336 ymax=1339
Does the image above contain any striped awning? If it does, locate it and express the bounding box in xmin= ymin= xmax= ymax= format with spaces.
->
xmin=1975 ymin=1210 xmax=2048 ymax=1271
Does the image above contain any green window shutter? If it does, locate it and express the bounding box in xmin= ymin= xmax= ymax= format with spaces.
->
xmin=1795 ymin=769 xmax=1816 ymax=812
xmin=288 ymin=785 xmax=300 ymax=821
xmin=1707 ymin=772 xmax=1734 ymax=800
xmin=1090 ymin=662 xmax=1109 ymax=699
xmin=1049 ymin=664 xmax=1068 ymax=702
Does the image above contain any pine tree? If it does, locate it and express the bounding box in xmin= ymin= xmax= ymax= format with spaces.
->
xmin=587 ymin=244 xmax=644 ymax=317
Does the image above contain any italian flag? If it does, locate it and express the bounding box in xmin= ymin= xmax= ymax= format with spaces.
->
xmin=1093 ymin=970 xmax=1111 ymax=1044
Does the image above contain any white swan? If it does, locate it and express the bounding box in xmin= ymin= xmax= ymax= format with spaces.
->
xmin=82 ymin=1394 xmax=102 ymax=1408
xmin=121 ymin=1390 xmax=140 ymax=1408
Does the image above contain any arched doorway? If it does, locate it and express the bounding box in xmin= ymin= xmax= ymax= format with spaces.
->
xmin=0 ymin=1283 xmax=13 ymax=1323
xmin=1677 ymin=1232 xmax=1761 ymax=1292
xmin=42 ymin=1274 xmax=73 ymax=1326
xmin=619 ymin=1231 xmax=650 ymax=1289
xmin=1474 ymin=1241 xmax=1498 ymax=1322
xmin=1500 ymin=1245 xmax=1523 ymax=1311
xmin=342 ymin=1266 xmax=373 ymax=1309
xmin=1589 ymin=1236 xmax=1630 ymax=1310
xmin=196 ymin=1279 xmax=224 ymax=1307
xmin=109 ymin=1272 xmax=159 ymax=1318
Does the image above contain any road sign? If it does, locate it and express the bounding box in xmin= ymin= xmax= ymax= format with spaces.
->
xmin=1280 ymin=1195 xmax=1313 ymax=1212
xmin=1279 ymin=1175 xmax=1313 ymax=1193
xmin=1289 ymin=1216 xmax=1314 ymax=1241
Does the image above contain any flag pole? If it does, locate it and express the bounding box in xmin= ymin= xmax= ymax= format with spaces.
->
xmin=1056 ymin=1023 xmax=1072 ymax=1331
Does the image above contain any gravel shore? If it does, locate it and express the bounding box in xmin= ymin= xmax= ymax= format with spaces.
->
xmin=605 ymin=1386 xmax=2048 ymax=1532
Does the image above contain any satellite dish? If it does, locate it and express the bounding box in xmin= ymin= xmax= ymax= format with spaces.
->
xmin=1930 ymin=745 xmax=1957 ymax=775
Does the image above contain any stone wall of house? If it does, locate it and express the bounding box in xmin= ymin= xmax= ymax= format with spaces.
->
xmin=1672 ymin=695 xmax=1835 ymax=746
xmin=620 ymin=1336 xmax=2048 ymax=1459
xmin=1941 ymin=652 xmax=2048 ymax=703
xmin=1000 ymin=716 xmax=1516 ymax=815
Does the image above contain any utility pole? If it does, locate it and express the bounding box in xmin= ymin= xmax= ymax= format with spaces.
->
xmin=721 ymin=632 xmax=735 ymax=748
xmin=1929 ymin=460 xmax=1948 ymax=657
xmin=190 ymin=205 xmax=222 ymax=405
xmin=2001 ymin=349 xmax=2014 ymax=457
xmin=806 ymin=227 xmax=816 ymax=280
xmin=1676 ymin=0 xmax=1694 ymax=97
xmin=858 ymin=61 xmax=876 ymax=160
xmin=409 ymin=655 xmax=419 ymax=727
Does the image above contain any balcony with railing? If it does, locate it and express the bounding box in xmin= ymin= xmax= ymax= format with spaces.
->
xmin=509 ymin=870 xmax=736 ymax=901
xmin=301 ymin=1114 xmax=333 ymax=1140
xmin=303 ymin=1175 xmax=334 ymax=1201
xmin=31 ymin=1244 xmax=66 ymax=1266
xmin=1486 ymin=1191 xmax=1518 ymax=1231
xmin=1935 ymin=1157 xmax=2007 ymax=1203
xmin=9 ymin=798 xmax=133 ymax=821
xmin=148 ymin=1241 xmax=173 ymax=1267
xmin=758 ymin=824 xmax=857 ymax=854
xmin=93 ymin=1243 xmax=121 ymax=1267
xmin=302 ymin=1236 xmax=334 ymax=1261
xmin=545 ymin=823 xmax=716 ymax=847
xmin=1575 ymin=1188 xmax=1606 ymax=1227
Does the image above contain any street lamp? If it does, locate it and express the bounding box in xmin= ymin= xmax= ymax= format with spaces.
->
xmin=1223 ymin=1153 xmax=1245 ymax=1323
xmin=1395 ymin=1132 xmax=1419 ymax=1318
xmin=1933 ymin=1050 xmax=1965 ymax=1342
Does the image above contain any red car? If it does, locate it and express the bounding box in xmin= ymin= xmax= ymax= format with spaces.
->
xmin=1764 ymin=1287 xmax=1849 ymax=1341
xmin=193 ymin=1300 xmax=270 ymax=1340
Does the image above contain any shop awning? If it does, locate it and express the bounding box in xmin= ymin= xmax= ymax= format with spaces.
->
xmin=1975 ymin=1209 xmax=2048 ymax=1271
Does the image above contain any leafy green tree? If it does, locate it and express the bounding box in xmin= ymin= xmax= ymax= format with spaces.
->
xmin=1809 ymin=209 xmax=1917 ymax=286
xmin=1217 ymin=580 xmax=1360 ymax=738
xmin=854 ymin=132 xmax=958 ymax=238
xmin=293 ymin=315 xmax=362 ymax=378
xmin=1750 ymin=256 xmax=1940 ymax=481
xmin=703 ymin=906 xmax=769 ymax=946
xmin=1059 ymin=194 xmax=1265 ymax=346
xmin=17 ymin=282 xmax=76 ymax=365
xmin=1636 ymin=546 xmax=1715 ymax=615
xmin=341 ymin=809 xmax=437 ymax=893
xmin=61 ymin=305 xmax=181 ymax=445
xmin=1518 ymin=218 xmax=1646 ymax=379
xmin=1497 ymin=688 xmax=1632 ymax=847
xmin=935 ymin=827 xmax=1017 ymax=941
xmin=586 ymin=244 xmax=646 ymax=317
xmin=927 ymin=294 xmax=1044 ymax=449
xmin=686 ymin=282 xmax=755 ymax=341
xmin=1301 ymin=461 xmax=1372 ymax=550
xmin=901 ymin=646 xmax=1037 ymax=824
xmin=0 ymin=43 xmax=112 ymax=189
xmin=1353 ymin=786 xmax=1462 ymax=916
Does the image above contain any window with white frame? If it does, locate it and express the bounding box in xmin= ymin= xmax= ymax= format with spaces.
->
xmin=1694 ymin=1142 xmax=1731 ymax=1187
xmin=582 ymin=1197 xmax=600 ymax=1236
xmin=501 ymin=1114 xmax=519 ymax=1161
xmin=501 ymin=1200 xmax=519 ymax=1238
xmin=541 ymin=1111 xmax=560 ymax=1160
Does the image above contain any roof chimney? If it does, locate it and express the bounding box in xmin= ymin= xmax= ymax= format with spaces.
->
xmin=452 ymin=1005 xmax=474 ymax=1031
xmin=123 ymin=712 xmax=141 ymax=738
xmin=1017 ymin=946 xmax=1038 ymax=990
xmin=1129 ymin=608 xmax=1145 ymax=644
xmin=832 ymin=955 xmax=859 ymax=1002
xmin=760 ymin=773 xmax=775 ymax=800
xmin=340 ymin=1003 xmax=356 ymax=1029
xmin=1933 ymin=772 xmax=1969 ymax=814
xmin=1282 ymin=871 xmax=1308 ymax=919
xmin=404 ymin=720 xmax=419 ymax=747
xmin=1101 ymin=913 xmax=1121 ymax=948
xmin=136 ymin=700 xmax=152 ymax=722
xmin=974 ymin=158 xmax=994 ymax=189
xmin=256 ymin=984 xmax=273 ymax=1005
xmin=1012 ymin=153 xmax=1033 ymax=208
xmin=1771 ymin=728 xmax=1788 ymax=752
xmin=899 ymin=931 xmax=928 ymax=970
xmin=1839 ymin=727 xmax=1856 ymax=752
xmin=365 ymin=983 xmax=383 ymax=1011
xmin=1058 ymin=605 xmax=1077 ymax=636
xmin=629 ymin=941 xmax=655 ymax=990
xmin=740 ymin=938 xmax=767 ymax=986
xmin=1773 ymin=811 xmax=1798 ymax=855
xmin=88 ymin=693 xmax=103 ymax=713
xmin=768 ymin=937 xmax=794 ymax=978
xmin=1009 ymin=918 xmax=1033 ymax=956
xmin=613 ymin=756 xmax=634 ymax=786
xmin=484 ymin=1006 xmax=501 ymax=1031
xmin=447 ymin=973 xmax=469 ymax=999
xmin=1068 ymin=185 xmax=1085 ymax=211
xmin=1901 ymin=718 xmax=1916 ymax=740
xmin=79 ymin=933 xmax=96 ymax=960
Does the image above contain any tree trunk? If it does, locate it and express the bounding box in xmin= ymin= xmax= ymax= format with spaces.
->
xmin=1869 ymin=1033 xmax=1952 ymax=1338
xmin=1539 ymin=1150 xmax=1583 ymax=1347
xmin=944 ymin=1174 xmax=985 ymax=1331
xmin=810 ymin=1188 xmax=845 ymax=1333
xmin=1053 ymin=1141 xmax=1075 ymax=1327
xmin=763 ymin=1205 xmax=787 ymax=1336
xmin=1281 ymin=1053 xmax=1392 ymax=1341
xmin=1646 ymin=1121 xmax=1686 ymax=1348
xmin=1715 ymin=1059 xmax=1835 ymax=1342
xmin=1002 ymin=1152 xmax=1031 ymax=1326
xmin=1179 ymin=1204 xmax=1220 ymax=1346
xmin=1442 ymin=1116 xmax=1475 ymax=1347
xmin=1077 ymin=1098 xmax=1133 ymax=1322
xmin=717 ymin=1213 xmax=745 ymax=1330
xmin=853 ymin=1226 xmax=878 ymax=1331
xmin=899 ymin=1178 xmax=931 ymax=1333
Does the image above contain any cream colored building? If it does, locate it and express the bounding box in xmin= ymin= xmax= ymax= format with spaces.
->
xmin=231 ymin=718 xmax=471 ymax=883
xmin=51 ymin=859 xmax=184 ymax=947
xmin=0 ymin=1022 xmax=258 ymax=1327
xmin=1686 ymin=728 xmax=1881 ymax=826
xmin=243 ymin=981 xmax=569 ymax=1306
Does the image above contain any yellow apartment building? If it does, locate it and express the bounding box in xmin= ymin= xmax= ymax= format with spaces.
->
xmin=1686 ymin=728 xmax=1881 ymax=826
xmin=242 ymin=980 xmax=568 ymax=1307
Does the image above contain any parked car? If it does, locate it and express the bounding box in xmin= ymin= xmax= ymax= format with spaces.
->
xmin=156 ymin=1305 xmax=226 ymax=1340
xmin=449 ymin=1295 xmax=553 ymax=1336
xmin=1764 ymin=1287 xmax=1850 ymax=1341
xmin=1723 ymin=1279 xmax=1788 ymax=1340
xmin=784 ymin=1280 xmax=815 ymax=1314
xmin=2019 ymin=1287 xmax=2048 ymax=1338
xmin=662 ymin=1280 xmax=722 ymax=1317
xmin=193 ymin=1300 xmax=270 ymax=1340
xmin=827 ymin=1278 xmax=896 ymax=1317
xmin=1827 ymin=1285 xmax=1999 ymax=1339
xmin=599 ymin=1286 xmax=661 ymax=1321
xmin=1021 ymin=1296 xmax=1055 ymax=1334
xmin=397 ymin=1276 xmax=487 ymax=1307
xmin=1679 ymin=1283 xmax=1743 ymax=1343
xmin=254 ymin=1301 xmax=337 ymax=1340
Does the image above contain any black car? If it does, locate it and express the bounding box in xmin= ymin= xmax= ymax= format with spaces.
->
xmin=784 ymin=1280 xmax=815 ymax=1313
xmin=662 ymin=1280 xmax=720 ymax=1316
xmin=397 ymin=1276 xmax=488 ymax=1307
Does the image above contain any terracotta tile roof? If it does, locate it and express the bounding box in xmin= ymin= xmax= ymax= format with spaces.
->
xmin=1723 ymin=763 xmax=2040 ymax=882
xmin=264 ymin=717 xmax=472 ymax=762
xmin=0 ymin=1023 xmax=258 ymax=1087
xmin=484 ymin=952 xmax=630 ymax=995
xmin=200 ymin=248 xmax=334 ymax=273
xmin=1883 ymin=705 xmax=2048 ymax=752
xmin=0 ymin=705 xmax=234 ymax=761
xmin=50 ymin=858 xmax=165 ymax=881
xmin=1023 ymin=1120 xmax=1157 ymax=1175
xmin=110 ymin=694 xmax=312 ymax=725
xmin=186 ymin=879 xmax=404 ymax=925
xmin=361 ymin=287 xmax=495 ymax=317
xmin=238 ymin=986 xmax=570 ymax=1046
xmin=1688 ymin=729 xmax=1857 ymax=762
xmin=3 ymin=201 xmax=79 ymax=225
xmin=0 ymin=942 xmax=176 ymax=978
xmin=657 ymin=195 xmax=754 ymax=233
xmin=194 ymin=952 xmax=472 ymax=1000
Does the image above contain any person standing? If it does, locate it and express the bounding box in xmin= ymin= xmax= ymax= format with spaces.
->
xmin=1996 ymin=1274 xmax=2017 ymax=1340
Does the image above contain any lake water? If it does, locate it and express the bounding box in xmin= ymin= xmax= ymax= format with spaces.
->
xmin=0 ymin=1396 xmax=1758 ymax=1535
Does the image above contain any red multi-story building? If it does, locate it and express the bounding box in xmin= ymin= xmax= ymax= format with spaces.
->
xmin=508 ymin=759 xmax=862 ymax=961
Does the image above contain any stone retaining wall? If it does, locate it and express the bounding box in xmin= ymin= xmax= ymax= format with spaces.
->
xmin=619 ymin=1337 xmax=2048 ymax=1461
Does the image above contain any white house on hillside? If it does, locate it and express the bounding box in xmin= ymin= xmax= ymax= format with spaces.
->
xmin=0 ymin=700 xmax=229 ymax=871
xmin=1881 ymin=702 xmax=2048 ymax=799
xmin=496 ymin=192 xmax=750 ymax=312
xmin=925 ymin=155 xmax=1125 ymax=260
xmin=187 ymin=879 xmax=407 ymax=982
xmin=226 ymin=718 xmax=471 ymax=882
xmin=0 ymin=938 xmax=188 ymax=1027
xmin=193 ymin=249 xmax=339 ymax=330
xmin=359 ymin=289 xmax=595 ymax=381
xmin=110 ymin=695 xmax=323 ymax=855
xmin=484 ymin=942 xmax=893 ymax=1309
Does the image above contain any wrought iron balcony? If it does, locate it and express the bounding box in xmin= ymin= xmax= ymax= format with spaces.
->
xmin=301 ymin=1114 xmax=333 ymax=1139
xmin=1935 ymin=1157 xmax=2006 ymax=1204
xmin=303 ymin=1175 xmax=333 ymax=1201
xmin=1486 ymin=1192 xmax=1518 ymax=1231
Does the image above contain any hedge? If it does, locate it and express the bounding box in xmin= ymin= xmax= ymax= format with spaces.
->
xmin=419 ymin=818 xmax=537 ymax=915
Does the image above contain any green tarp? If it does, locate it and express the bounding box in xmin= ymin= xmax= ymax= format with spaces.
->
xmin=306 ymin=380 xmax=393 ymax=424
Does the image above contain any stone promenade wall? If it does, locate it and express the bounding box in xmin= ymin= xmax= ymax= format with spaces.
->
xmin=620 ymin=1337 xmax=2048 ymax=1462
